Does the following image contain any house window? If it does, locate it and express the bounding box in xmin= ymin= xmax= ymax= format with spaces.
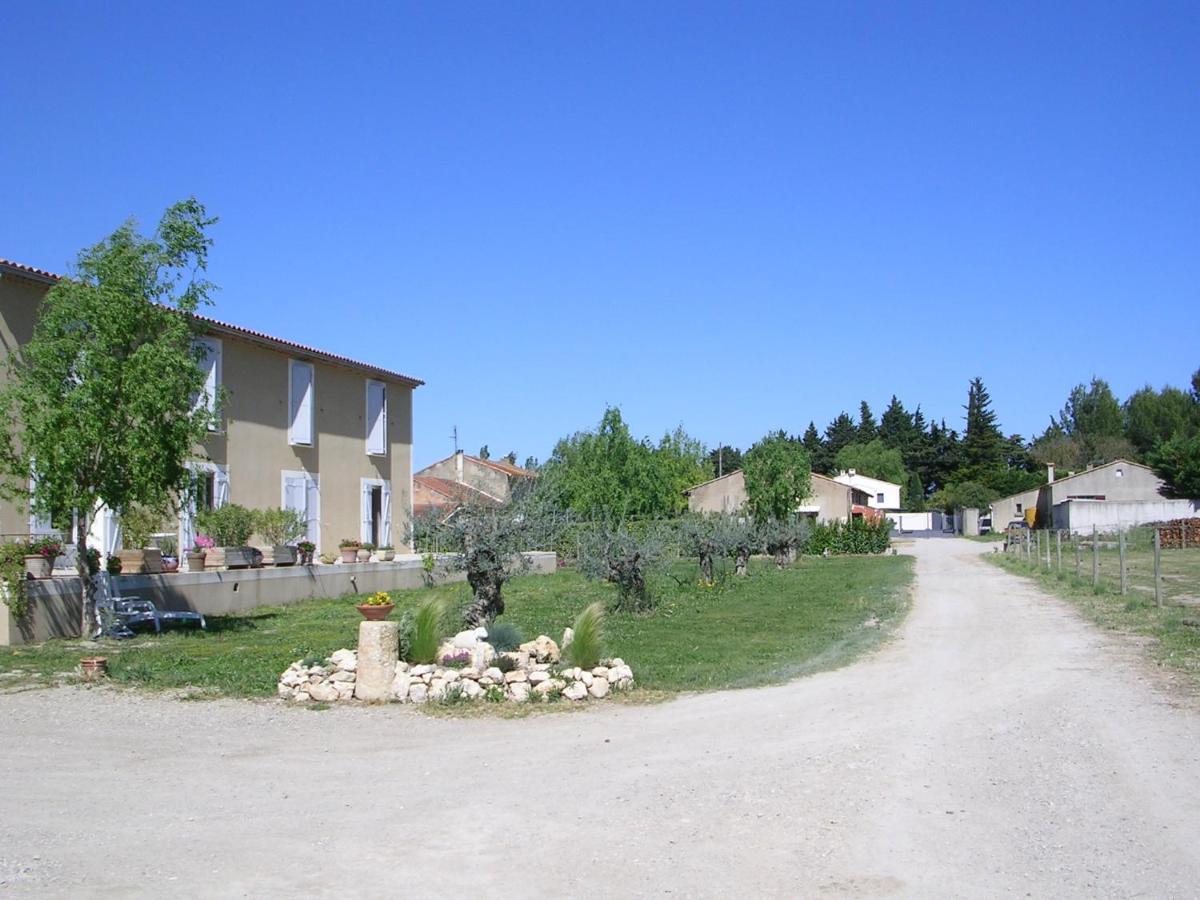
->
xmin=288 ymin=360 xmax=315 ymax=446
xmin=365 ymin=379 xmax=387 ymax=456
xmin=1115 ymin=467 xmax=1123 ymax=478
xmin=876 ymin=492 xmax=885 ymax=504
xmin=193 ymin=337 xmax=222 ymax=431
xmin=1015 ymin=502 xmax=1023 ymax=514
xmin=197 ymin=471 xmax=217 ymax=512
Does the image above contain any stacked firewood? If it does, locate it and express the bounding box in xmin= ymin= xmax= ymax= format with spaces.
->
xmin=1156 ymin=518 xmax=1200 ymax=549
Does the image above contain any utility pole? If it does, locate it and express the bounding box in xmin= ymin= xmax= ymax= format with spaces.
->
xmin=451 ymin=425 xmax=459 ymax=454
xmin=718 ymin=445 xmax=723 ymax=478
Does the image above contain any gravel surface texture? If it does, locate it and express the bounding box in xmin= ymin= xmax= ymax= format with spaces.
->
xmin=2 ymin=538 xmax=1198 ymax=898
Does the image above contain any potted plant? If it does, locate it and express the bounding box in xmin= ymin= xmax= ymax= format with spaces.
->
xmin=355 ymin=590 xmax=395 ymax=621
xmin=23 ymin=536 xmax=62 ymax=579
xmin=338 ymin=538 xmax=361 ymax=564
xmin=158 ymin=535 xmax=179 ymax=573
xmin=106 ymin=554 xmax=123 ymax=576
xmin=187 ymin=534 xmax=213 ymax=572
xmin=255 ymin=507 xmax=305 ymax=567
xmin=357 ymin=542 xmax=374 ymax=563
xmin=196 ymin=504 xmax=257 ymax=569
xmin=117 ymin=505 xmax=165 ymax=574
xmin=376 ymin=544 xmax=395 ymax=562
xmin=297 ymin=540 xmax=316 ymax=565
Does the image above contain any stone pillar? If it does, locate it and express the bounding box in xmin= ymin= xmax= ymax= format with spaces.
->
xmin=354 ymin=621 xmax=399 ymax=701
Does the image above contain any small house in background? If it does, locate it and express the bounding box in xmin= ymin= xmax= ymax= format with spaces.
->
xmin=683 ymin=469 xmax=873 ymax=523
xmin=413 ymin=451 xmax=534 ymax=520
xmin=833 ymin=469 xmax=902 ymax=513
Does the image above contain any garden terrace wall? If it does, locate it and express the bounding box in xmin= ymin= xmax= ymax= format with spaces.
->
xmin=0 ymin=552 xmax=557 ymax=646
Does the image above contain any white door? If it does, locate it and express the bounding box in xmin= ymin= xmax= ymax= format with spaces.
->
xmin=360 ymin=479 xmax=391 ymax=546
xmin=283 ymin=471 xmax=320 ymax=548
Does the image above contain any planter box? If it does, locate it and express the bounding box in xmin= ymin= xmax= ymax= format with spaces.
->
xmin=185 ymin=551 xmax=207 ymax=573
xmin=23 ymin=555 xmax=51 ymax=579
xmin=272 ymin=545 xmax=298 ymax=567
xmin=223 ymin=546 xmax=261 ymax=569
xmin=116 ymin=548 xmax=162 ymax=575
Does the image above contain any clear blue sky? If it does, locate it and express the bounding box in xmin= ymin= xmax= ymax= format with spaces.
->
xmin=2 ymin=2 xmax=1197 ymax=467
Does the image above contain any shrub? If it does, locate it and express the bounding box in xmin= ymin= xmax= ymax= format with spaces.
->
xmin=564 ymin=602 xmax=605 ymax=669
xmin=195 ymin=504 xmax=256 ymax=547
xmin=0 ymin=541 xmax=30 ymax=620
xmin=486 ymin=620 xmax=523 ymax=652
xmin=439 ymin=649 xmax=471 ymax=668
xmin=121 ymin=504 xmax=166 ymax=548
xmin=806 ymin=518 xmax=891 ymax=555
xmin=492 ymin=654 xmax=517 ymax=673
xmin=256 ymin=507 xmax=306 ymax=546
xmin=759 ymin=516 xmax=811 ymax=568
xmin=406 ymin=596 xmax=447 ymax=664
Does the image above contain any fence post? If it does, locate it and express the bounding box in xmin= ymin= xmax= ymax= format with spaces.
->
xmin=1092 ymin=525 xmax=1099 ymax=590
xmin=1056 ymin=530 xmax=1062 ymax=574
xmin=1074 ymin=534 xmax=1081 ymax=577
xmin=1119 ymin=529 xmax=1127 ymax=596
xmin=1046 ymin=528 xmax=1052 ymax=569
xmin=1183 ymin=521 xmax=1188 ymax=551
xmin=1154 ymin=529 xmax=1163 ymax=608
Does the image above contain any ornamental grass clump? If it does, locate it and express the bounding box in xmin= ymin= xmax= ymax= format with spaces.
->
xmin=485 ymin=620 xmax=523 ymax=652
xmin=564 ymin=601 xmax=605 ymax=669
xmin=407 ymin=595 xmax=447 ymax=664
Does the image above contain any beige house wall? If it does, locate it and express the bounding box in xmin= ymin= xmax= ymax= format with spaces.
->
xmin=1037 ymin=460 xmax=1167 ymax=526
xmin=0 ymin=272 xmax=48 ymax=538
xmin=418 ymin=453 xmax=513 ymax=501
xmin=202 ymin=333 xmax=415 ymax=552
xmin=991 ymin=488 xmax=1040 ymax=529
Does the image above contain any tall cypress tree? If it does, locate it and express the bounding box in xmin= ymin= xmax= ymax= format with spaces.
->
xmin=857 ymin=401 xmax=878 ymax=442
xmin=801 ymin=421 xmax=828 ymax=475
xmin=823 ymin=412 xmax=858 ymax=473
xmin=961 ymin=377 xmax=1007 ymax=485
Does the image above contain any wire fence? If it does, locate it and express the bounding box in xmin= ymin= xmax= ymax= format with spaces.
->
xmin=1002 ymin=522 xmax=1200 ymax=607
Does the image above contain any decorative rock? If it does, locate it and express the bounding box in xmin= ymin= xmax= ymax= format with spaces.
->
xmin=561 ymin=627 xmax=574 ymax=649
xmin=520 ymin=636 xmax=560 ymax=664
xmin=579 ymin=671 xmax=594 ymax=687
xmin=410 ymin=664 xmax=435 ymax=677
xmin=277 ymin=684 xmax=294 ymax=699
xmin=391 ymin=672 xmax=412 ymax=701
xmin=470 ymin=643 xmax=496 ymax=671
xmin=333 ymin=682 xmax=355 ymax=700
xmin=429 ymin=677 xmax=446 ymax=700
xmin=562 ymin=682 xmax=588 ymax=701
xmin=442 ymin=669 xmax=461 ymax=684
xmin=308 ymin=681 xmax=338 ymax=703
xmin=408 ymin=683 xmax=428 ymax=704
xmin=452 ymin=627 xmax=488 ymax=648
xmin=354 ymin=621 xmax=399 ymax=702
xmin=588 ymin=679 xmax=610 ymax=699
xmin=504 ymin=669 xmax=528 ymax=684
xmin=610 ymin=658 xmax=625 ymax=668
xmin=592 ymin=666 xmax=609 ymax=678
xmin=396 ymin=661 xmax=410 ymax=673
xmin=330 ymin=649 xmax=357 ymax=671
xmin=460 ymin=679 xmax=484 ymax=699
xmin=528 ymin=670 xmax=550 ymax=685
xmin=533 ymin=678 xmax=565 ymax=696
xmin=508 ymin=682 xmax=531 ymax=702
xmin=483 ymin=667 xmax=504 ymax=682
xmin=329 ymin=671 xmax=355 ymax=683
xmin=293 ymin=691 xmax=311 ymax=702
xmin=459 ymin=667 xmax=480 ymax=680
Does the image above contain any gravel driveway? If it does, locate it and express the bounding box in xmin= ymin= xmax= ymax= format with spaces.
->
xmin=2 ymin=538 xmax=1198 ymax=898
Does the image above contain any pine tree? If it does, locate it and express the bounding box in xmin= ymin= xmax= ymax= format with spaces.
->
xmin=961 ymin=377 xmax=1006 ymax=483
xmin=857 ymin=401 xmax=878 ymax=442
xmin=878 ymin=396 xmax=913 ymax=449
xmin=823 ymin=412 xmax=858 ymax=472
xmin=801 ymin=422 xmax=828 ymax=475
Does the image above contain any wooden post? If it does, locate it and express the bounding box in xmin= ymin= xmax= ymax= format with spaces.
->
xmin=1183 ymin=521 xmax=1188 ymax=551
xmin=1056 ymin=530 xmax=1062 ymax=574
xmin=1074 ymin=534 xmax=1081 ymax=577
xmin=1046 ymin=529 xmax=1052 ymax=569
xmin=1119 ymin=529 xmax=1128 ymax=596
xmin=1154 ymin=529 xmax=1163 ymax=608
xmin=1092 ymin=525 xmax=1100 ymax=590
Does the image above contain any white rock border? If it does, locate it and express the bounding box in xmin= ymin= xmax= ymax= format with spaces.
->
xmin=277 ymin=633 xmax=634 ymax=705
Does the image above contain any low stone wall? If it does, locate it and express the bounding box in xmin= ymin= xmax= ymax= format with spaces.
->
xmin=1 ymin=552 xmax=558 ymax=646
xmin=278 ymin=626 xmax=635 ymax=705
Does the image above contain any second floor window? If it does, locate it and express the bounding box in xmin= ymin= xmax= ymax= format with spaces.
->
xmin=289 ymin=360 xmax=314 ymax=446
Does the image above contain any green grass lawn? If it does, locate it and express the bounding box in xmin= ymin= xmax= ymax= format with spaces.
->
xmin=987 ymin=551 xmax=1200 ymax=690
xmin=0 ymin=555 xmax=914 ymax=699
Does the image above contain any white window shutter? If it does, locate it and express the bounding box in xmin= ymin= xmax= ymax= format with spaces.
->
xmin=366 ymin=380 xmax=386 ymax=455
xmin=289 ymin=361 xmax=314 ymax=445
xmin=305 ymin=476 xmax=320 ymax=546
xmin=193 ymin=339 xmax=221 ymax=422
xmin=214 ymin=466 xmax=230 ymax=508
xmin=361 ymin=480 xmax=373 ymax=544
xmin=28 ymin=473 xmax=52 ymax=535
xmin=381 ymin=481 xmax=392 ymax=546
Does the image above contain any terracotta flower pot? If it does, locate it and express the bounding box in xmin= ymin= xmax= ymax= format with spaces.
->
xmin=356 ymin=603 xmax=395 ymax=621
xmin=80 ymin=656 xmax=108 ymax=680
xmin=340 ymin=547 xmax=358 ymax=564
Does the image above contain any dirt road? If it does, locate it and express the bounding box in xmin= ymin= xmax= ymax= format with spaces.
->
xmin=2 ymin=538 xmax=1198 ymax=898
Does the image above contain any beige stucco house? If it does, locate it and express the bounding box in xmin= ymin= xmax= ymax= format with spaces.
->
xmin=0 ymin=257 xmax=423 ymax=554
xmin=684 ymin=469 xmax=870 ymax=522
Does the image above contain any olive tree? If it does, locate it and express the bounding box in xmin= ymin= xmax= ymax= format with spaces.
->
xmin=576 ymin=521 xmax=667 ymax=613
xmin=724 ymin=515 xmax=761 ymax=576
xmin=759 ymin=516 xmax=812 ymax=568
xmin=0 ymin=200 xmax=220 ymax=635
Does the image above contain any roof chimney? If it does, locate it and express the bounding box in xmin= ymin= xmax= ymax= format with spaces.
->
xmin=455 ymin=449 xmax=464 ymax=483
xmin=1047 ymin=463 xmax=1055 ymax=483
xmin=848 ymin=469 xmax=857 ymax=478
